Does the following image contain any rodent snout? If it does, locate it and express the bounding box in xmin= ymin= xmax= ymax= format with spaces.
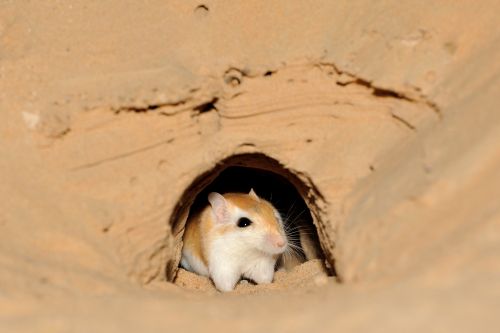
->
xmin=267 ymin=234 xmax=286 ymax=249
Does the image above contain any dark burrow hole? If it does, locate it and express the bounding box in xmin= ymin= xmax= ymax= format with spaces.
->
xmin=190 ymin=167 xmax=324 ymax=266
xmin=168 ymin=154 xmax=332 ymax=290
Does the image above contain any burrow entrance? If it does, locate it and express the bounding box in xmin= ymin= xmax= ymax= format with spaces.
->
xmin=167 ymin=153 xmax=334 ymax=290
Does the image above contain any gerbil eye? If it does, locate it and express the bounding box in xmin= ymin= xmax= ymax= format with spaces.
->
xmin=237 ymin=217 xmax=252 ymax=228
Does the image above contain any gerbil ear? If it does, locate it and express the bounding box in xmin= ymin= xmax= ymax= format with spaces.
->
xmin=208 ymin=192 xmax=230 ymax=224
xmin=249 ymin=188 xmax=260 ymax=201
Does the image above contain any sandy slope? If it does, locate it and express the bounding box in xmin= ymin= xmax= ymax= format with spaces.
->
xmin=1 ymin=1 xmax=499 ymax=332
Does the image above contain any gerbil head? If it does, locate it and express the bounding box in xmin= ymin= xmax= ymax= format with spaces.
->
xmin=207 ymin=189 xmax=287 ymax=255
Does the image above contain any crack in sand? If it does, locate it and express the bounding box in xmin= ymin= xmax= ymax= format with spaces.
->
xmin=391 ymin=113 xmax=417 ymax=131
xmin=69 ymin=137 xmax=175 ymax=171
xmin=99 ymin=62 xmax=439 ymax=128
xmin=318 ymin=62 xmax=441 ymax=117
xmin=218 ymin=102 xmax=343 ymax=119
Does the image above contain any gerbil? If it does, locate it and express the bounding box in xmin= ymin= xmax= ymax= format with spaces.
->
xmin=181 ymin=189 xmax=287 ymax=292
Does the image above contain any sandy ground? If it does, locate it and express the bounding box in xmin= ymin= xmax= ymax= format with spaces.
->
xmin=1 ymin=1 xmax=500 ymax=332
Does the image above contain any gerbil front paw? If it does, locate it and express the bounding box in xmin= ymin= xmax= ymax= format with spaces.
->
xmin=245 ymin=263 xmax=274 ymax=285
xmin=251 ymin=272 xmax=273 ymax=284
xmin=211 ymin=270 xmax=240 ymax=292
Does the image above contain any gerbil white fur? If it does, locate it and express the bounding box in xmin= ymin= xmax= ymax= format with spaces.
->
xmin=181 ymin=189 xmax=287 ymax=292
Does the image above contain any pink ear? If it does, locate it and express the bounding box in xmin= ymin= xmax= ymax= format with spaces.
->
xmin=208 ymin=192 xmax=229 ymax=224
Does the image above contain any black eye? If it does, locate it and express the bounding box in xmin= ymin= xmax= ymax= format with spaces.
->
xmin=237 ymin=217 xmax=252 ymax=228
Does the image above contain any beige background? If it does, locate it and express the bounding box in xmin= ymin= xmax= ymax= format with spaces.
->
xmin=1 ymin=1 xmax=499 ymax=331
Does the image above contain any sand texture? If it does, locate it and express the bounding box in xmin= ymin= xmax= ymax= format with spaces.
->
xmin=1 ymin=1 xmax=499 ymax=332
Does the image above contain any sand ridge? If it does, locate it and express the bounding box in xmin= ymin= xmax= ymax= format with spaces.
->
xmin=1 ymin=1 xmax=499 ymax=332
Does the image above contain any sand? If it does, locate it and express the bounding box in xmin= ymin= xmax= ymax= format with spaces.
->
xmin=1 ymin=1 xmax=499 ymax=332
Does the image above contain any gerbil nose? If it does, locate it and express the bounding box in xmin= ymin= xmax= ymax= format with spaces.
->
xmin=268 ymin=234 xmax=285 ymax=248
